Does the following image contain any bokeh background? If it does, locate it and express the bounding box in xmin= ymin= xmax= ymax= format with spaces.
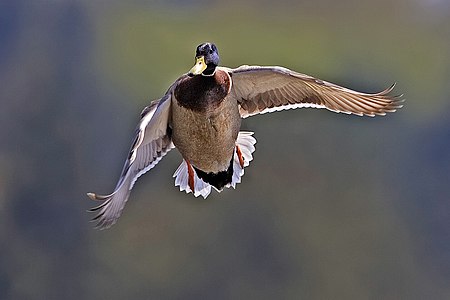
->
xmin=1 ymin=0 xmax=449 ymax=299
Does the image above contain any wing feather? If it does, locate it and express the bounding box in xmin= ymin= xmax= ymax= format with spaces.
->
xmin=225 ymin=66 xmax=404 ymax=118
xmin=87 ymin=94 xmax=174 ymax=229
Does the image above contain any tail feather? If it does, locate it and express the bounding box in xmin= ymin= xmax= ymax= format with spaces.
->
xmin=173 ymin=161 xmax=212 ymax=198
xmin=229 ymin=131 xmax=256 ymax=188
xmin=173 ymin=131 xmax=257 ymax=198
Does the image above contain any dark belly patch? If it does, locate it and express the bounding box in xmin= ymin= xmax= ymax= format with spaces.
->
xmin=194 ymin=158 xmax=234 ymax=191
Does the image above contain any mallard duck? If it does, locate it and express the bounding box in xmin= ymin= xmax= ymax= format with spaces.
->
xmin=88 ymin=42 xmax=403 ymax=229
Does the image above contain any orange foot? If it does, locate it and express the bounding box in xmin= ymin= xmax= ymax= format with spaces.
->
xmin=186 ymin=160 xmax=195 ymax=192
xmin=236 ymin=145 xmax=245 ymax=169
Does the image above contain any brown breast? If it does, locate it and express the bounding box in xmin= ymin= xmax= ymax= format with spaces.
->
xmin=174 ymin=70 xmax=231 ymax=112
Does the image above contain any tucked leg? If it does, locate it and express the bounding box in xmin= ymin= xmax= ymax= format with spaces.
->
xmin=186 ymin=160 xmax=195 ymax=193
xmin=235 ymin=145 xmax=245 ymax=169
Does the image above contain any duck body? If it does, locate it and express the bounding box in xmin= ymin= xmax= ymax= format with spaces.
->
xmin=171 ymin=69 xmax=241 ymax=188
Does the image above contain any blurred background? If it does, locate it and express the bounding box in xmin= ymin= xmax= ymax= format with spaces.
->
xmin=1 ymin=0 xmax=449 ymax=299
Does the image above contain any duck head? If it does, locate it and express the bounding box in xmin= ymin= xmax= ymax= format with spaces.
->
xmin=189 ymin=42 xmax=219 ymax=76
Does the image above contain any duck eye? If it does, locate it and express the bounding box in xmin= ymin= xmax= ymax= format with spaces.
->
xmin=209 ymin=49 xmax=213 ymax=54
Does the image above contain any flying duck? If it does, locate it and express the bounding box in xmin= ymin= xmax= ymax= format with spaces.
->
xmin=88 ymin=42 xmax=403 ymax=229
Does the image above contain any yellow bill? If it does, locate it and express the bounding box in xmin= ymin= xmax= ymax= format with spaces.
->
xmin=189 ymin=56 xmax=207 ymax=75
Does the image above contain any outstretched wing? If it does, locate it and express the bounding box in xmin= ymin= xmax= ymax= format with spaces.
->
xmin=88 ymin=94 xmax=174 ymax=229
xmin=225 ymin=65 xmax=403 ymax=118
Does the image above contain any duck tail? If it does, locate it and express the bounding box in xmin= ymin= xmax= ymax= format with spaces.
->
xmin=228 ymin=131 xmax=256 ymax=189
xmin=172 ymin=131 xmax=256 ymax=198
xmin=173 ymin=160 xmax=212 ymax=198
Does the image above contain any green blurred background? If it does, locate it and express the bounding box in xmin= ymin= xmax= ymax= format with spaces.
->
xmin=1 ymin=0 xmax=449 ymax=299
